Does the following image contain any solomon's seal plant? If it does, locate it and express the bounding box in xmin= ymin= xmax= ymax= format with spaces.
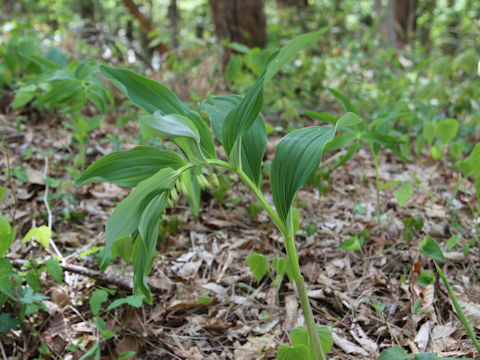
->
xmin=77 ymin=29 xmax=362 ymax=359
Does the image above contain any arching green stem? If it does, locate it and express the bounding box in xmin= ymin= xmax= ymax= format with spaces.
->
xmin=206 ymin=158 xmax=326 ymax=360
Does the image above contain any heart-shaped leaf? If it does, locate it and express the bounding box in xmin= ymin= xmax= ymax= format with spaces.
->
xmin=247 ymin=253 xmax=268 ymax=283
xmin=436 ymin=119 xmax=458 ymax=145
xmin=420 ymin=236 xmax=445 ymax=263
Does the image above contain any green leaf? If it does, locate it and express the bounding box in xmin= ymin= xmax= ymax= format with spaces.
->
xmin=180 ymin=169 xmax=201 ymax=219
xmin=0 ymin=313 xmax=19 ymax=332
xmin=79 ymin=341 xmax=100 ymax=360
xmin=469 ymin=143 xmax=480 ymax=179
xmin=271 ymin=126 xmax=335 ymax=222
xmin=46 ymin=258 xmax=63 ymax=283
xmin=106 ymin=295 xmax=145 ymax=310
xmin=35 ymin=80 xmax=83 ymax=107
xmin=417 ymin=271 xmax=434 ymax=286
xmin=104 ymin=167 xmax=180 ymax=264
xmin=0 ymin=186 xmax=7 ymax=201
xmin=360 ymin=132 xmax=404 ymax=146
xmin=436 ymin=119 xmax=458 ymax=145
xmin=140 ymin=113 xmax=205 ymax=164
xmin=93 ymin=316 xmax=115 ymax=339
xmin=200 ymin=94 xmax=267 ymax=185
xmin=289 ymin=325 xmax=333 ymax=358
xmin=435 ymin=263 xmax=480 ymax=353
xmin=327 ymin=88 xmax=360 ymax=116
xmin=22 ymin=226 xmax=51 ymax=248
xmin=422 ymin=122 xmax=436 ymax=146
xmin=395 ymin=182 xmax=413 ymax=206
xmin=247 ymin=253 xmax=268 ymax=283
xmin=377 ymin=347 xmax=408 ymax=360
xmin=316 ymin=325 xmax=333 ymax=354
xmin=100 ymin=65 xmax=216 ymax=159
xmin=420 ymin=236 xmax=445 ymax=263
xmin=0 ymin=215 xmax=15 ymax=257
xmin=277 ymin=345 xmax=310 ymax=360
xmin=337 ymin=234 xmax=362 ymax=251
xmin=222 ymin=29 xmax=326 ymax=159
xmin=446 ymin=235 xmax=460 ymax=251
xmin=225 ymin=54 xmax=243 ymax=87
xmin=265 ymin=28 xmax=328 ymax=82
xmin=12 ymin=88 xmax=36 ymax=109
xmin=77 ymin=146 xmax=186 ymax=188
xmin=134 ymin=193 xmax=168 ymax=302
xmin=89 ymin=289 xmax=108 ymax=315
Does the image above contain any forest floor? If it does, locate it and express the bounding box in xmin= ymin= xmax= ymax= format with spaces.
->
xmin=1 ymin=103 xmax=479 ymax=360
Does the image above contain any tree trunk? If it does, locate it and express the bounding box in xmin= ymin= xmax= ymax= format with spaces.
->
xmin=276 ymin=0 xmax=308 ymax=8
xmin=168 ymin=0 xmax=179 ymax=49
xmin=122 ymin=0 xmax=168 ymax=55
xmin=395 ymin=0 xmax=417 ymax=45
xmin=209 ymin=0 xmax=267 ymax=48
xmin=386 ymin=0 xmax=397 ymax=47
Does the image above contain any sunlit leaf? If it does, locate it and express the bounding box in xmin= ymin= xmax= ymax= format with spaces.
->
xmin=100 ymin=65 xmax=216 ymax=158
xmin=395 ymin=182 xmax=413 ymax=206
xmin=271 ymin=126 xmax=335 ymax=222
xmin=89 ymin=289 xmax=108 ymax=315
xmin=247 ymin=253 xmax=268 ymax=283
xmin=277 ymin=345 xmax=310 ymax=360
xmin=420 ymin=236 xmax=445 ymax=263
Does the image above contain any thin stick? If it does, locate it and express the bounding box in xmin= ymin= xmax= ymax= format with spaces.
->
xmin=0 ymin=338 xmax=6 ymax=360
xmin=1 ymin=136 xmax=18 ymax=221
xmin=10 ymin=259 xmax=165 ymax=293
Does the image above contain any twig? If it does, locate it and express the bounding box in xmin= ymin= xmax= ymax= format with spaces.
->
xmin=42 ymin=156 xmax=63 ymax=260
xmin=10 ymin=259 xmax=164 ymax=293
xmin=0 ymin=338 xmax=6 ymax=360
xmin=1 ymin=136 xmax=18 ymax=221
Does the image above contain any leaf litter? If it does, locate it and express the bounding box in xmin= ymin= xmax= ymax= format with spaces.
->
xmin=1 ymin=109 xmax=479 ymax=359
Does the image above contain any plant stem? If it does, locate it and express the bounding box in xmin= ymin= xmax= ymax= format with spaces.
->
xmin=207 ymin=159 xmax=325 ymax=359
xmin=373 ymin=150 xmax=381 ymax=223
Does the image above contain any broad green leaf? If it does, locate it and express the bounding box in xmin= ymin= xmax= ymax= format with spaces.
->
xmin=200 ymin=95 xmax=267 ymax=185
xmin=327 ymin=88 xmax=360 ymax=116
xmin=323 ymin=133 xmax=356 ymax=153
xmin=436 ymin=119 xmax=458 ymax=145
xmin=35 ymin=80 xmax=83 ymax=107
xmin=337 ymin=235 xmax=362 ymax=251
xmin=247 ymin=253 xmax=268 ymax=283
xmin=78 ymin=341 xmax=100 ymax=360
xmin=134 ymin=193 xmax=168 ymax=302
xmin=106 ymin=295 xmax=145 ymax=310
xmin=395 ymin=182 xmax=413 ymax=206
xmin=417 ymin=271 xmax=434 ymax=286
xmin=469 ymin=143 xmax=480 ymax=179
xmin=422 ymin=122 xmax=436 ymax=146
xmin=361 ymin=132 xmax=404 ymax=146
xmin=77 ymin=146 xmax=186 ymax=188
xmin=335 ymin=112 xmax=363 ymax=130
xmin=414 ymin=353 xmax=437 ymax=360
xmin=46 ymin=258 xmax=63 ymax=283
xmin=265 ymin=28 xmax=328 ymax=82
xmin=0 ymin=313 xmax=19 ymax=332
xmin=22 ymin=226 xmax=51 ymax=248
xmin=303 ymin=110 xmax=339 ymax=125
xmin=333 ymin=140 xmax=362 ymax=170
xmin=0 ymin=186 xmax=7 ymax=201
xmin=277 ymin=345 xmax=309 ymax=360
xmin=377 ymin=347 xmax=408 ymax=360
xmin=289 ymin=325 xmax=333 ymax=358
xmin=100 ymin=65 xmax=216 ymax=159
xmin=446 ymin=235 xmax=460 ymax=251
xmin=12 ymin=87 xmax=36 ymax=109
xmin=89 ymin=289 xmax=108 ymax=315
xmin=244 ymin=48 xmax=270 ymax=76
xmin=225 ymin=54 xmax=243 ymax=87
xmin=420 ymin=236 xmax=445 ymax=263
xmin=222 ymin=29 xmax=326 ymax=158
xmin=271 ymin=126 xmax=335 ymax=222
xmin=43 ymin=48 xmax=67 ymax=68
xmin=104 ymin=167 xmax=180 ymax=264
xmin=0 ymin=215 xmax=14 ymax=257
xmin=431 ymin=145 xmax=443 ymax=160
xmin=140 ymin=113 xmax=205 ymax=164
